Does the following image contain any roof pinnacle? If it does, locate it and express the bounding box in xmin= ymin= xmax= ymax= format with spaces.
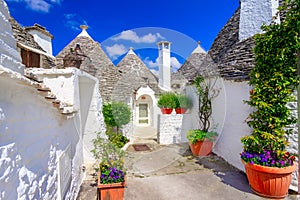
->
xmin=77 ymin=25 xmax=91 ymax=38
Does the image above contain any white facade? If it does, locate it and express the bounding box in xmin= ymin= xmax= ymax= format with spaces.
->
xmin=0 ymin=66 xmax=103 ymax=200
xmin=158 ymin=41 xmax=171 ymax=91
xmin=26 ymin=29 xmax=53 ymax=55
xmin=239 ymin=0 xmax=279 ymax=41
xmin=0 ymin=0 xmax=24 ymax=75
xmin=0 ymin=3 xmax=103 ymax=197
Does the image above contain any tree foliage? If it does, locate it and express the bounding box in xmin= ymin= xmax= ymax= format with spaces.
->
xmin=241 ymin=0 xmax=300 ymax=157
xmin=102 ymin=101 xmax=131 ymax=131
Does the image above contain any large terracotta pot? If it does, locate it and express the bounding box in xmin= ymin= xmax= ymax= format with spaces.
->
xmin=160 ymin=108 xmax=173 ymax=114
xmin=242 ymin=160 xmax=296 ymax=199
xmin=98 ymin=172 xmax=125 ymax=200
xmin=175 ymin=108 xmax=187 ymax=114
xmin=189 ymin=139 xmax=213 ymax=156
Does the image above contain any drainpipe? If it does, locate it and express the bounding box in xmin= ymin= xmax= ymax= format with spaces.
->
xmin=297 ymin=50 xmax=300 ymax=194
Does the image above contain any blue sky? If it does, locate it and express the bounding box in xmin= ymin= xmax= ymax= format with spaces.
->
xmin=5 ymin=0 xmax=239 ymax=72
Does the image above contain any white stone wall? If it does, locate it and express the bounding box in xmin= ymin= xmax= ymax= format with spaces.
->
xmin=239 ymin=0 xmax=279 ymax=41
xmin=27 ymin=29 xmax=53 ymax=55
xmin=0 ymin=78 xmax=82 ymax=199
xmin=213 ymin=80 xmax=252 ymax=171
xmin=158 ymin=112 xmax=183 ymax=145
xmin=286 ymin=100 xmax=298 ymax=192
xmin=0 ymin=0 xmax=24 ymax=74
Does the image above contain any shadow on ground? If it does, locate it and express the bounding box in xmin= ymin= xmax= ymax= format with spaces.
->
xmin=195 ymin=153 xmax=252 ymax=194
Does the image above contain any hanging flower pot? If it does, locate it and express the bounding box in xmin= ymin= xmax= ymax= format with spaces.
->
xmin=160 ymin=108 xmax=173 ymax=114
xmin=242 ymin=160 xmax=296 ymax=199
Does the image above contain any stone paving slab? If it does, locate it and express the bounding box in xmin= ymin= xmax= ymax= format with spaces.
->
xmin=77 ymin=142 xmax=300 ymax=200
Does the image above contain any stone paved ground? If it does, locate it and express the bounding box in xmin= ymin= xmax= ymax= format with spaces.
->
xmin=77 ymin=141 xmax=299 ymax=200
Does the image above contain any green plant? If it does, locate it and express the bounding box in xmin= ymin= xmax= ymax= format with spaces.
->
xmin=102 ymin=101 xmax=131 ymax=133
xmin=187 ymin=129 xmax=218 ymax=144
xmin=192 ymin=75 xmax=219 ymax=132
xmin=91 ymin=135 xmax=126 ymax=184
xmin=175 ymin=94 xmax=192 ymax=109
xmin=106 ymin=127 xmax=129 ymax=148
xmin=241 ymin=0 xmax=299 ymax=167
xmin=157 ymin=92 xmax=177 ymax=108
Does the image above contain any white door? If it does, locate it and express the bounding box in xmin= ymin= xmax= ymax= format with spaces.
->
xmin=138 ymin=103 xmax=149 ymax=126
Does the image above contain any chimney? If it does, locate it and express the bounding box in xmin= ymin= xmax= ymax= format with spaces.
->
xmin=239 ymin=0 xmax=279 ymax=41
xmin=25 ymin=24 xmax=54 ymax=55
xmin=157 ymin=41 xmax=171 ymax=91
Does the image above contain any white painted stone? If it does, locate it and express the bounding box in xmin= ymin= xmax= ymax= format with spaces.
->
xmin=158 ymin=41 xmax=171 ymax=91
xmin=213 ymin=80 xmax=252 ymax=171
xmin=27 ymin=29 xmax=53 ymax=55
xmin=239 ymin=0 xmax=279 ymax=41
xmin=158 ymin=113 xmax=183 ymax=145
xmin=0 ymin=66 xmax=104 ymax=199
xmin=0 ymin=0 xmax=24 ymax=74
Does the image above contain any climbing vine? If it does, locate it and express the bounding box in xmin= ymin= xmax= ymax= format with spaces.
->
xmin=241 ymin=0 xmax=300 ymax=162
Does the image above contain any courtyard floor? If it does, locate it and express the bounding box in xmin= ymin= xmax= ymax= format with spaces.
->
xmin=77 ymin=141 xmax=299 ymax=200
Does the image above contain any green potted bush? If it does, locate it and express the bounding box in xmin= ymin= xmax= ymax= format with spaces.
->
xmin=240 ymin=1 xmax=298 ymax=198
xmin=187 ymin=130 xmax=217 ymax=156
xmin=157 ymin=92 xmax=177 ymax=114
xmin=174 ymin=94 xmax=192 ymax=114
xmin=187 ymin=75 xmax=219 ymax=156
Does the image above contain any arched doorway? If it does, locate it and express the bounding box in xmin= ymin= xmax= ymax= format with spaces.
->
xmin=133 ymin=86 xmax=157 ymax=140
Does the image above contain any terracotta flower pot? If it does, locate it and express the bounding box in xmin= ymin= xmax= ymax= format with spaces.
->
xmin=189 ymin=139 xmax=213 ymax=156
xmin=242 ymin=160 xmax=296 ymax=199
xmin=160 ymin=108 xmax=173 ymax=114
xmin=175 ymin=108 xmax=187 ymax=114
xmin=98 ymin=172 xmax=126 ymax=200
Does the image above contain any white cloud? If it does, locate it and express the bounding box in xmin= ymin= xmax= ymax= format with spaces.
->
xmin=171 ymin=57 xmax=181 ymax=70
xmin=144 ymin=56 xmax=181 ymax=71
xmin=112 ymin=30 xmax=165 ymax=43
xmin=63 ymin=13 xmax=88 ymax=31
xmin=105 ymin=44 xmax=127 ymax=59
xmin=6 ymin=0 xmax=62 ymax=12
xmin=144 ymin=57 xmax=159 ymax=69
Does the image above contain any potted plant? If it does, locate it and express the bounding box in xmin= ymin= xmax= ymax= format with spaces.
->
xmin=174 ymin=94 xmax=192 ymax=114
xmin=157 ymin=92 xmax=177 ymax=114
xmin=187 ymin=130 xmax=217 ymax=156
xmin=91 ymin=136 xmax=126 ymax=200
xmin=187 ymin=75 xmax=219 ymax=156
xmin=241 ymin=1 xmax=298 ymax=198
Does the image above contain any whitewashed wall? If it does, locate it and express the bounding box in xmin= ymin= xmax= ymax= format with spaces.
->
xmin=26 ymin=68 xmax=104 ymax=165
xmin=0 ymin=0 xmax=24 ymax=74
xmin=212 ymin=80 xmax=252 ymax=171
xmin=0 ymin=77 xmax=82 ymax=199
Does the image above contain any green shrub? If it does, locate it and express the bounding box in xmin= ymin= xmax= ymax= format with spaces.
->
xmin=106 ymin=127 xmax=129 ymax=148
xmin=187 ymin=129 xmax=218 ymax=144
xmin=102 ymin=101 xmax=131 ymax=132
xmin=175 ymin=94 xmax=192 ymax=109
xmin=157 ymin=92 xmax=177 ymax=108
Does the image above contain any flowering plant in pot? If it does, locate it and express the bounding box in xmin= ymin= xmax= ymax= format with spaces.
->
xmin=241 ymin=1 xmax=298 ymax=198
xmin=174 ymin=94 xmax=192 ymax=114
xmin=91 ymin=136 xmax=126 ymax=200
xmin=187 ymin=75 xmax=219 ymax=156
xmin=157 ymin=92 xmax=177 ymax=114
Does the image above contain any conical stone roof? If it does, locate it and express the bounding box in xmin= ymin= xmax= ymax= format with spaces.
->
xmin=56 ymin=27 xmax=121 ymax=102
xmin=112 ymin=49 xmax=160 ymax=103
xmin=172 ymin=42 xmax=207 ymax=91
